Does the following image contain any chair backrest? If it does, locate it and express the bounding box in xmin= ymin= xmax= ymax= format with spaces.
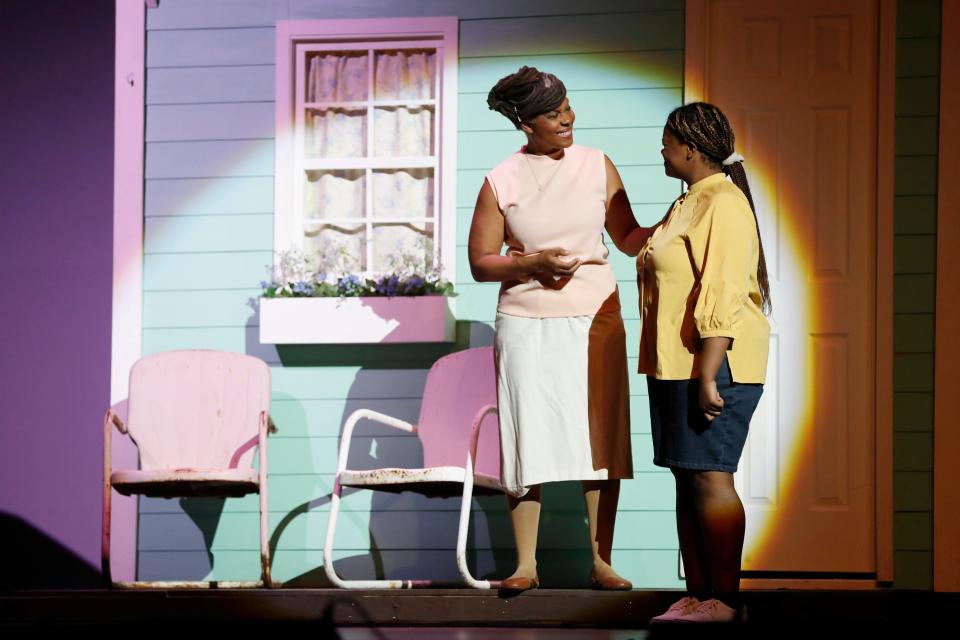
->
xmin=417 ymin=346 xmax=500 ymax=478
xmin=126 ymin=350 xmax=270 ymax=471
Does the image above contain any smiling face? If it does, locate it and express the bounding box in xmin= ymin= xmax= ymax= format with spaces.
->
xmin=661 ymin=126 xmax=691 ymax=181
xmin=521 ymin=98 xmax=575 ymax=155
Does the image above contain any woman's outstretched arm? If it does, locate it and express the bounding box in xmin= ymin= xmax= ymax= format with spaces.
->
xmin=604 ymin=155 xmax=657 ymax=257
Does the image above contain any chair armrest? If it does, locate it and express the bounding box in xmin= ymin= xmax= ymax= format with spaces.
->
xmin=103 ymin=410 xmax=113 ymax=481
xmin=258 ymin=410 xmax=269 ymax=489
xmin=228 ymin=411 xmax=272 ymax=469
xmin=335 ymin=409 xmax=416 ymax=474
xmin=467 ymin=404 xmax=499 ymax=471
xmin=110 ymin=412 xmax=128 ymax=434
xmin=103 ymin=410 xmax=130 ymax=475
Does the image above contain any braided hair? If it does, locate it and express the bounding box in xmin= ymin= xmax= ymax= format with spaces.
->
xmin=487 ymin=66 xmax=567 ymax=130
xmin=666 ymin=102 xmax=771 ymax=314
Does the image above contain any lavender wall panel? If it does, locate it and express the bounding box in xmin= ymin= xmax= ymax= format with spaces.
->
xmin=0 ymin=0 xmax=114 ymax=586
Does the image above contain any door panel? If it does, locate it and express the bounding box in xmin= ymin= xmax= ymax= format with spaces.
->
xmin=703 ymin=0 xmax=877 ymax=572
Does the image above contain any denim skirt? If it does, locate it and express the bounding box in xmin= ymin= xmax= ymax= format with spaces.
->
xmin=647 ymin=357 xmax=763 ymax=473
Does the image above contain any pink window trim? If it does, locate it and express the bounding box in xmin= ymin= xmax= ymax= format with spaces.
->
xmin=110 ymin=0 xmax=147 ymax=583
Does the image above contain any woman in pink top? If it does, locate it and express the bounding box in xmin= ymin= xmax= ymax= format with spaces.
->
xmin=468 ymin=66 xmax=654 ymax=591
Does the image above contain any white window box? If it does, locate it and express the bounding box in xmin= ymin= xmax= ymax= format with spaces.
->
xmin=259 ymin=296 xmax=455 ymax=345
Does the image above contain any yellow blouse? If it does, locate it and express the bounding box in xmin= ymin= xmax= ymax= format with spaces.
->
xmin=637 ymin=172 xmax=770 ymax=383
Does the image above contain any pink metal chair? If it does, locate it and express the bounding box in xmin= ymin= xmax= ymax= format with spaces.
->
xmin=102 ymin=350 xmax=274 ymax=588
xmin=324 ymin=346 xmax=502 ymax=589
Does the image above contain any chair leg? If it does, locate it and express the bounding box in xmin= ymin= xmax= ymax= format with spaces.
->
xmin=102 ymin=409 xmax=113 ymax=589
xmin=256 ymin=410 xmax=274 ymax=588
xmin=259 ymin=486 xmax=272 ymax=588
xmin=456 ymin=457 xmax=494 ymax=589
xmin=324 ymin=482 xmax=411 ymax=589
xmin=323 ymin=481 xmax=345 ymax=587
xmin=102 ymin=482 xmax=112 ymax=588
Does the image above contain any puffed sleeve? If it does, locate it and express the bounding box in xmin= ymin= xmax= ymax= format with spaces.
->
xmin=686 ymin=191 xmax=757 ymax=341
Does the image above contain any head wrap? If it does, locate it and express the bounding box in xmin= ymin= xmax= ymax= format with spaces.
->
xmin=487 ymin=66 xmax=567 ymax=130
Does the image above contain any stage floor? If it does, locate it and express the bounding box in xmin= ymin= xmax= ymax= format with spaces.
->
xmin=337 ymin=629 xmax=647 ymax=639
xmin=1 ymin=588 xmax=956 ymax=630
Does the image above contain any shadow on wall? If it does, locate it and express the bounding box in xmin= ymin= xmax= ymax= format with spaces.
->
xmin=138 ymin=496 xmax=229 ymax=581
xmin=272 ymin=312 xmax=463 ymax=369
xmin=136 ymin=483 xmax=257 ymax=582
xmin=181 ymin=497 xmax=226 ymax=578
xmin=0 ymin=513 xmax=101 ymax=589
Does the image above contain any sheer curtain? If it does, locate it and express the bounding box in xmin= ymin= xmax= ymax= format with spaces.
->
xmin=302 ymin=49 xmax=436 ymax=273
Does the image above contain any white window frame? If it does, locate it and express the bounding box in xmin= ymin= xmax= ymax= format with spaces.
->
xmin=274 ymin=17 xmax=458 ymax=283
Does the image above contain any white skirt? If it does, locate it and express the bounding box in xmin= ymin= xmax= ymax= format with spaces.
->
xmin=494 ymin=308 xmax=632 ymax=497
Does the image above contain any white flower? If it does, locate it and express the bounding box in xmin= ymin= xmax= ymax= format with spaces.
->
xmin=274 ymin=247 xmax=314 ymax=284
xmin=315 ymin=271 xmax=338 ymax=285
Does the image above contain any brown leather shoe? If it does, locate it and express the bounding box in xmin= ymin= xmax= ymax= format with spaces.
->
xmin=500 ymin=575 xmax=540 ymax=592
xmin=589 ymin=572 xmax=632 ymax=591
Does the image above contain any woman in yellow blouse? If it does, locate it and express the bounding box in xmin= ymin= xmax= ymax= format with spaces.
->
xmin=640 ymin=103 xmax=770 ymax=624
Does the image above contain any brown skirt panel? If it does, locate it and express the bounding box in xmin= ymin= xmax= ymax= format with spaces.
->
xmin=587 ymin=291 xmax=634 ymax=478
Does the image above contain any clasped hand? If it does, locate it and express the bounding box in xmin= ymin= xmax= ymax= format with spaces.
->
xmin=699 ymin=379 xmax=724 ymax=422
xmin=530 ymin=248 xmax=581 ymax=289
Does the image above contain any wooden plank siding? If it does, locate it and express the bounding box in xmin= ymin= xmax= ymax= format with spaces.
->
xmin=140 ymin=0 xmax=684 ymax=586
xmin=892 ymin=0 xmax=940 ymax=590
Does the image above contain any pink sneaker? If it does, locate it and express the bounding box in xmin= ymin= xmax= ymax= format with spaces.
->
xmin=676 ymin=598 xmax=739 ymax=623
xmin=650 ymin=596 xmax=701 ymax=623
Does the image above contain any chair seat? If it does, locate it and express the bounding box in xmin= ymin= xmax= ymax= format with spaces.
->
xmin=339 ymin=466 xmax=504 ymax=497
xmin=112 ymin=468 xmax=259 ymax=498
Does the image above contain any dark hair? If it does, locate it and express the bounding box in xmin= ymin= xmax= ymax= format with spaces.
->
xmin=666 ymin=102 xmax=771 ymax=314
xmin=486 ymin=66 xmax=567 ymax=130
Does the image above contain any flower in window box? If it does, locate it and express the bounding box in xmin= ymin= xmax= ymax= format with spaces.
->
xmin=261 ymin=246 xmax=454 ymax=299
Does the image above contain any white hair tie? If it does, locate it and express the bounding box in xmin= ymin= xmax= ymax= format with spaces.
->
xmin=722 ymin=152 xmax=745 ymax=166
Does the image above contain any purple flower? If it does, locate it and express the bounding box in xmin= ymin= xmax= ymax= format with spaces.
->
xmin=291 ymin=281 xmax=314 ymax=295
xmin=337 ymin=274 xmax=363 ymax=296
xmin=407 ymin=276 xmax=424 ymax=290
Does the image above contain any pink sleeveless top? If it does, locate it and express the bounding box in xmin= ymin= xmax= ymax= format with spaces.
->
xmin=485 ymin=144 xmax=617 ymax=318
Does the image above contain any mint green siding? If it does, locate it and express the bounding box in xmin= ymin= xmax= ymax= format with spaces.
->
xmin=140 ymin=0 xmax=685 ymax=587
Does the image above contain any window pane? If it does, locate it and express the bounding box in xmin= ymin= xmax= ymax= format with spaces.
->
xmin=307 ymin=52 xmax=368 ymax=102
xmin=304 ymin=170 xmax=365 ymax=220
xmin=372 ymin=169 xmax=434 ymax=219
xmin=373 ymin=106 xmax=434 ymax=157
xmin=291 ymin=43 xmax=443 ymax=278
xmin=371 ymin=222 xmax=434 ymax=273
xmin=305 ymin=223 xmax=366 ymax=273
xmin=307 ymin=108 xmax=367 ymax=158
xmin=374 ymin=49 xmax=435 ymax=100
